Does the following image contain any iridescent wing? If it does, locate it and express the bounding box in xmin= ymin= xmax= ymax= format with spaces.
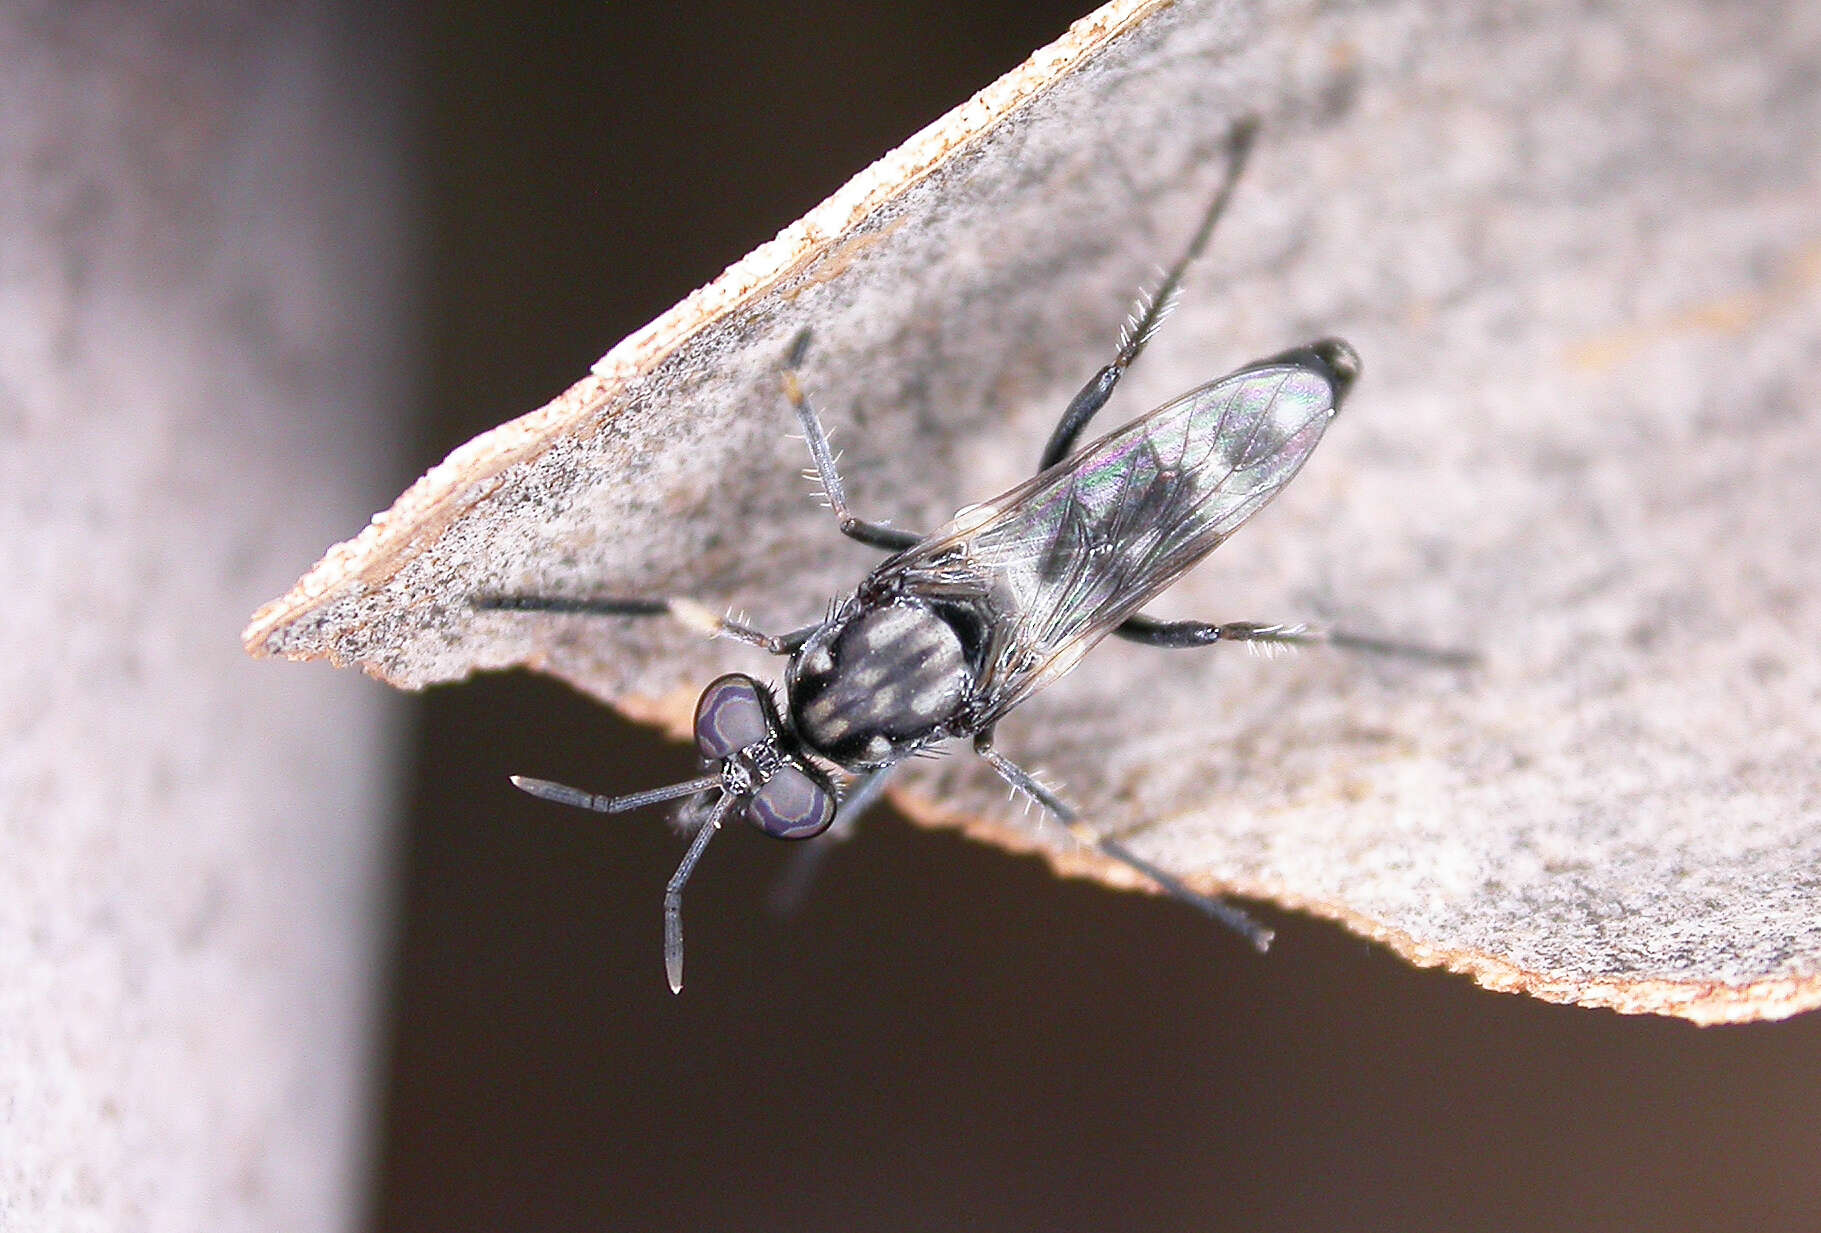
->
xmin=873 ymin=356 xmax=1343 ymax=722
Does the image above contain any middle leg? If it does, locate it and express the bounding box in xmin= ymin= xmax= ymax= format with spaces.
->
xmin=1115 ymin=615 xmax=1478 ymax=666
xmin=971 ymin=727 xmax=1274 ymax=951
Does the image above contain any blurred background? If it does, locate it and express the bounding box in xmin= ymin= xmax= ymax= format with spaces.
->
xmin=7 ymin=3 xmax=1818 ymax=1232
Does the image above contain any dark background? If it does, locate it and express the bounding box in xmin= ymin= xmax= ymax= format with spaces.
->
xmin=376 ymin=3 xmax=1821 ymax=1230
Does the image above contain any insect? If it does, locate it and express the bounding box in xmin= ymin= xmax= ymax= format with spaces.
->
xmin=481 ymin=119 xmax=1465 ymax=991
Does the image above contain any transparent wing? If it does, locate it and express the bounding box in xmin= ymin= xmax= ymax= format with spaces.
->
xmin=875 ymin=358 xmax=1342 ymax=721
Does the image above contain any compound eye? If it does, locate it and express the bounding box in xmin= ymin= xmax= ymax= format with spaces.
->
xmin=694 ymin=674 xmax=771 ymax=759
xmin=746 ymin=764 xmax=837 ymax=840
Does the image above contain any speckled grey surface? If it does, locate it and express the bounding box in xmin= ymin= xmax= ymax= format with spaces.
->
xmin=250 ymin=0 xmax=1821 ymax=1021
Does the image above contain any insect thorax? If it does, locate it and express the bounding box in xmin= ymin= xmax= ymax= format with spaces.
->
xmin=785 ymin=596 xmax=973 ymax=768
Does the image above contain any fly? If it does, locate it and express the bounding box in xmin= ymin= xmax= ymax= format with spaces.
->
xmin=479 ymin=119 xmax=1468 ymax=991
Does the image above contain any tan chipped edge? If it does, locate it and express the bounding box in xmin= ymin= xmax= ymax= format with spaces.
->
xmin=619 ymin=686 xmax=1818 ymax=1025
xmin=243 ymin=0 xmax=1177 ymax=659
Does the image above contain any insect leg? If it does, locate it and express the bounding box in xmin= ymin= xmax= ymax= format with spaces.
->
xmin=475 ymin=593 xmax=819 ymax=655
xmin=1038 ymin=116 xmax=1260 ymax=471
xmin=765 ymin=765 xmax=895 ymax=916
xmin=1114 ymin=615 xmax=1477 ymax=666
xmin=781 ymin=329 xmax=921 ymax=552
xmin=971 ymin=729 xmax=1273 ymax=951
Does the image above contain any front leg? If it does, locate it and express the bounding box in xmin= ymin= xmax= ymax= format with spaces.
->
xmin=474 ymin=593 xmax=819 ymax=656
xmin=970 ymin=728 xmax=1273 ymax=951
xmin=781 ymin=329 xmax=921 ymax=552
xmin=1116 ymin=614 xmax=1477 ymax=666
xmin=765 ymin=764 xmax=896 ymax=916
